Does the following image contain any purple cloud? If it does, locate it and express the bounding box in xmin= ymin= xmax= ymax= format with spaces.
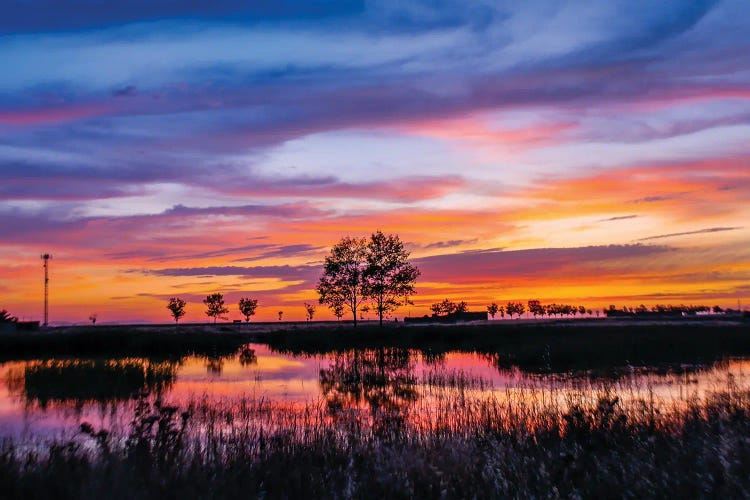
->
xmin=140 ymin=264 xmax=319 ymax=281
xmin=638 ymin=227 xmax=742 ymax=241
xmin=415 ymin=245 xmax=674 ymax=283
xmin=599 ymin=215 xmax=639 ymax=222
xmin=422 ymin=239 xmax=480 ymax=249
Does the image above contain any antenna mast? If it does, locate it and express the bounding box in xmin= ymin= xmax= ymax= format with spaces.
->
xmin=41 ymin=253 xmax=51 ymax=327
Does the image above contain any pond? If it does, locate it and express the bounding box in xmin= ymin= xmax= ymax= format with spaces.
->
xmin=2 ymin=343 xmax=749 ymax=441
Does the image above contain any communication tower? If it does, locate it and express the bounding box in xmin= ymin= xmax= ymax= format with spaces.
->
xmin=41 ymin=253 xmax=51 ymax=326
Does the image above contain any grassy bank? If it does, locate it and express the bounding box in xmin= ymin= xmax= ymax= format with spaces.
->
xmin=0 ymin=324 xmax=251 ymax=361
xmin=266 ymin=320 xmax=750 ymax=372
xmin=2 ymin=381 xmax=750 ymax=498
xmin=1 ymin=320 xmax=748 ymax=372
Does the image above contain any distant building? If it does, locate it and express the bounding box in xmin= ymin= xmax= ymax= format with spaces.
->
xmin=405 ymin=311 xmax=487 ymax=324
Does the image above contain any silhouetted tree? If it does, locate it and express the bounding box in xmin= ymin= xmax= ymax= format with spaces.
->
xmin=546 ymin=304 xmax=555 ymax=317
xmin=1 ymin=309 xmax=17 ymax=323
xmin=304 ymin=302 xmax=316 ymax=321
xmin=506 ymin=301 xmax=525 ymax=319
xmin=363 ymin=231 xmax=420 ymax=326
xmin=203 ymin=293 xmax=228 ymax=323
xmin=333 ymin=303 xmax=345 ymax=321
xmin=89 ymin=314 xmax=97 ymax=325
xmin=487 ymin=302 xmax=499 ymax=319
xmin=166 ymin=297 xmax=186 ymax=323
xmin=578 ymin=305 xmax=587 ymax=316
xmin=278 ymin=310 xmax=283 ymax=321
xmin=317 ymin=236 xmax=368 ymax=327
xmin=528 ymin=300 xmax=544 ymax=318
xmin=431 ymin=299 xmax=459 ymax=316
xmin=455 ymin=301 xmax=469 ymax=313
xmin=430 ymin=302 xmax=443 ymax=316
xmin=444 ymin=300 xmax=459 ymax=314
xmin=360 ymin=304 xmax=370 ymax=321
xmin=238 ymin=297 xmax=259 ymax=322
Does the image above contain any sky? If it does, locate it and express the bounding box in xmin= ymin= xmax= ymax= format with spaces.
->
xmin=1 ymin=0 xmax=749 ymax=324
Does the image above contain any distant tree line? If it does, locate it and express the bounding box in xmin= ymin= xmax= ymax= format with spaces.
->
xmin=430 ymin=299 xmax=468 ymax=316
xmin=485 ymin=301 xmax=526 ymax=319
xmin=165 ymin=294 xmax=260 ymax=324
xmin=162 ymin=294 xmax=739 ymax=324
xmin=427 ymin=299 xmax=593 ymax=320
xmin=528 ymin=301 xmax=591 ymax=318
xmin=606 ymin=304 xmax=741 ymax=316
xmin=484 ymin=300 xmax=593 ymax=319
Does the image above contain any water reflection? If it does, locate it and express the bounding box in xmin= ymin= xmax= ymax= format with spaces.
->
xmin=320 ymin=348 xmax=418 ymax=432
xmin=238 ymin=345 xmax=258 ymax=366
xmin=0 ymin=343 xmax=747 ymax=439
xmin=204 ymin=346 xmax=257 ymax=375
xmin=3 ymin=348 xmax=256 ymax=409
xmin=205 ymin=357 xmax=224 ymax=375
xmin=480 ymin=351 xmax=726 ymax=379
xmin=6 ymin=358 xmax=179 ymax=409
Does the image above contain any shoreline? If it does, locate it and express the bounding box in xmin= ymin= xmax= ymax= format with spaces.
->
xmin=1 ymin=318 xmax=748 ymax=371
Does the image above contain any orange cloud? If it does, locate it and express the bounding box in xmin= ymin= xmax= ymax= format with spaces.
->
xmin=2 ymin=155 xmax=748 ymax=323
xmin=511 ymin=157 xmax=750 ymax=223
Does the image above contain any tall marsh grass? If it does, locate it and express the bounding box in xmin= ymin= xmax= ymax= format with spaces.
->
xmin=2 ymin=374 xmax=750 ymax=498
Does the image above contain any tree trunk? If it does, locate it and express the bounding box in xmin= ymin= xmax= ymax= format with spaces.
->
xmin=378 ymin=294 xmax=384 ymax=327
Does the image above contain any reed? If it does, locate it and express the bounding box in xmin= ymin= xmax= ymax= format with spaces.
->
xmin=2 ymin=374 xmax=750 ymax=498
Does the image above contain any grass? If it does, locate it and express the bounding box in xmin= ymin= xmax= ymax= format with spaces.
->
xmin=2 ymin=373 xmax=750 ymax=498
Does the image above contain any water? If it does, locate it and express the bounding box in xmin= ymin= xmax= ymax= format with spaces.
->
xmin=1 ymin=344 xmax=748 ymax=440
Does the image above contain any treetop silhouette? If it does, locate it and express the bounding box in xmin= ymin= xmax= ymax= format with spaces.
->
xmin=317 ymin=231 xmax=419 ymax=326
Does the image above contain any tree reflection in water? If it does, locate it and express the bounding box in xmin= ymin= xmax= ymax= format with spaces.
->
xmin=5 ymin=359 xmax=179 ymax=409
xmin=238 ymin=345 xmax=257 ymax=366
xmin=205 ymin=357 xmax=224 ymax=375
xmin=319 ymin=348 xmax=418 ymax=435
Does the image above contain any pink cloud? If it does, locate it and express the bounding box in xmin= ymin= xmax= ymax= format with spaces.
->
xmin=396 ymin=115 xmax=577 ymax=150
xmin=0 ymin=104 xmax=109 ymax=126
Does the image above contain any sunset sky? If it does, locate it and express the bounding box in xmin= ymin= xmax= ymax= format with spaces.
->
xmin=1 ymin=0 xmax=748 ymax=324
